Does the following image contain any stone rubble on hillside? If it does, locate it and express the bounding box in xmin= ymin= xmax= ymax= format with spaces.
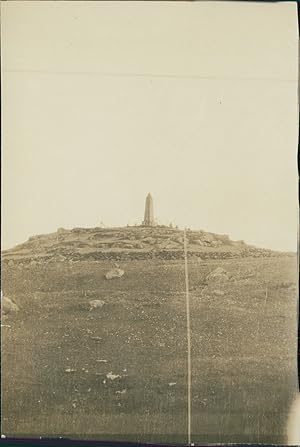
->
xmin=278 ymin=281 xmax=297 ymax=290
xmin=106 ymin=372 xmax=121 ymax=380
xmin=105 ymin=268 xmax=125 ymax=280
xmin=206 ymin=267 xmax=232 ymax=282
xmin=89 ymin=299 xmax=105 ymax=311
xmin=115 ymin=389 xmax=127 ymax=394
xmin=2 ymin=295 xmax=19 ymax=313
xmin=212 ymin=289 xmax=225 ymax=296
xmin=2 ymin=225 xmax=288 ymax=265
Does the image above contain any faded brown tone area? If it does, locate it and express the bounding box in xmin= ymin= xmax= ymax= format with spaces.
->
xmin=1 ymin=1 xmax=298 ymax=251
xmin=1 ymin=1 xmax=298 ymax=443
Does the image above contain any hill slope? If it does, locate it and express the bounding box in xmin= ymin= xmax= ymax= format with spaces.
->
xmin=2 ymin=255 xmax=298 ymax=443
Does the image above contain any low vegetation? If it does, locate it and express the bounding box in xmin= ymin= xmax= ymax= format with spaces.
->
xmin=1 ymin=227 xmax=298 ymax=443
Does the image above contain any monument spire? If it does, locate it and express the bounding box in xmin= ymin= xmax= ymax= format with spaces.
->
xmin=142 ymin=193 xmax=155 ymax=226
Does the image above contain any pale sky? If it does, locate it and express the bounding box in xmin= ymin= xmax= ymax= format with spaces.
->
xmin=1 ymin=1 xmax=298 ymax=251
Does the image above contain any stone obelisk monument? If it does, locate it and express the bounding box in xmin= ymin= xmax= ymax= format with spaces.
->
xmin=142 ymin=193 xmax=155 ymax=226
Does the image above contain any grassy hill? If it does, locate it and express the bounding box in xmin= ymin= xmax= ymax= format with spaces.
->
xmin=2 ymin=225 xmax=288 ymax=264
xmin=1 ymin=226 xmax=298 ymax=443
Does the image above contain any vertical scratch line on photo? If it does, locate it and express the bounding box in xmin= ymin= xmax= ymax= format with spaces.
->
xmin=264 ymin=282 xmax=268 ymax=306
xmin=184 ymin=228 xmax=192 ymax=446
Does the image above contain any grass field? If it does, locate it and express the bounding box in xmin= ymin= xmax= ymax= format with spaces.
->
xmin=1 ymin=255 xmax=298 ymax=444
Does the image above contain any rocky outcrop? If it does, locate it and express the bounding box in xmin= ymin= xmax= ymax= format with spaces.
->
xmin=2 ymin=225 xmax=291 ymax=265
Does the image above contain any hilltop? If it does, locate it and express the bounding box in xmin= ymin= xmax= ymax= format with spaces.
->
xmin=1 ymin=225 xmax=286 ymax=265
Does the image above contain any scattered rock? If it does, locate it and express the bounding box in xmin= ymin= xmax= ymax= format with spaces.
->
xmin=89 ymin=299 xmax=105 ymax=311
xmin=164 ymin=244 xmax=176 ymax=250
xmin=279 ymin=281 xmax=296 ymax=289
xmin=173 ymin=236 xmax=183 ymax=244
xmin=143 ymin=237 xmax=156 ymax=244
xmin=202 ymin=233 xmax=214 ymax=243
xmin=55 ymin=255 xmax=66 ymax=262
xmin=2 ymin=296 xmax=19 ymax=313
xmin=116 ymin=389 xmax=127 ymax=394
xmin=206 ymin=267 xmax=232 ymax=282
xmin=212 ymin=289 xmax=225 ymax=296
xmin=242 ymin=270 xmax=255 ymax=279
xmin=106 ymin=372 xmax=121 ymax=381
xmin=8 ymin=260 xmax=14 ymax=267
xmin=34 ymin=291 xmax=46 ymax=300
xmin=105 ymin=268 xmax=125 ymax=280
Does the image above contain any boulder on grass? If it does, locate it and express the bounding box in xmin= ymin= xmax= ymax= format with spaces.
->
xmin=89 ymin=299 xmax=105 ymax=311
xmin=2 ymin=296 xmax=19 ymax=313
xmin=105 ymin=268 xmax=125 ymax=280
xmin=206 ymin=267 xmax=232 ymax=282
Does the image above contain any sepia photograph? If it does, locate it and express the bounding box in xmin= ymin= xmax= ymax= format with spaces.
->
xmin=1 ymin=1 xmax=299 ymax=444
